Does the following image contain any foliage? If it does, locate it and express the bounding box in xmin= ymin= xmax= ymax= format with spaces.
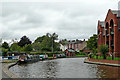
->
xmin=2 ymin=42 xmax=9 ymax=49
xmin=79 ymin=50 xmax=83 ymax=54
xmin=88 ymin=53 xmax=94 ymax=59
xmin=78 ymin=50 xmax=86 ymax=55
xmin=75 ymin=54 xmax=88 ymax=57
xmin=40 ymin=36 xmax=52 ymax=51
xmin=87 ymin=34 xmax=97 ymax=50
xmin=2 ymin=48 xmax=8 ymax=56
xmin=53 ymin=42 xmax=61 ymax=51
xmin=30 ymin=51 xmax=64 ymax=57
xmin=34 ymin=36 xmax=45 ymax=43
xmin=75 ymin=51 xmax=79 ymax=54
xmin=93 ymin=56 xmax=120 ymax=60
xmin=23 ymin=44 xmax=33 ymax=53
xmin=34 ymin=33 xmax=60 ymax=52
xmin=18 ymin=36 xmax=32 ymax=47
xmin=59 ymin=39 xmax=67 ymax=45
xmin=92 ymin=48 xmax=98 ymax=56
xmin=32 ymin=43 xmax=41 ymax=51
xmin=99 ymin=44 xmax=109 ymax=59
xmin=10 ymin=43 xmax=21 ymax=52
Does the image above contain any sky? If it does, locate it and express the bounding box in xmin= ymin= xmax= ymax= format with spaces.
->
xmin=0 ymin=0 xmax=120 ymax=43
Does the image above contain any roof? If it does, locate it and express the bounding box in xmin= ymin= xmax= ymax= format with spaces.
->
xmin=111 ymin=10 xmax=120 ymax=17
xmin=100 ymin=21 xmax=105 ymax=28
xmin=67 ymin=40 xmax=85 ymax=44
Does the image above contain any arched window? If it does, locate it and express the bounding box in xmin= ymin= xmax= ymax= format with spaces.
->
xmin=106 ymin=22 xmax=109 ymax=36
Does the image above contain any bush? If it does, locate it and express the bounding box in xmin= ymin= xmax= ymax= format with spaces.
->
xmin=30 ymin=51 xmax=64 ymax=57
xmin=88 ymin=53 xmax=94 ymax=59
xmin=99 ymin=44 xmax=109 ymax=59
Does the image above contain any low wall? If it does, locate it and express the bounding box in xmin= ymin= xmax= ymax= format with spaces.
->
xmin=2 ymin=62 xmax=19 ymax=78
xmin=88 ymin=59 xmax=120 ymax=64
xmin=84 ymin=59 xmax=120 ymax=67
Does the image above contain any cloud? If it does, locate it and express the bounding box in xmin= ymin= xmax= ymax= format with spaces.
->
xmin=0 ymin=0 xmax=119 ymax=42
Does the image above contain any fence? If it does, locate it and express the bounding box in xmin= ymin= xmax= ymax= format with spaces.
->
xmin=1 ymin=56 xmax=19 ymax=62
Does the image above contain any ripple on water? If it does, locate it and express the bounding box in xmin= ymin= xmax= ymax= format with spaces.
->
xmin=9 ymin=58 xmax=120 ymax=78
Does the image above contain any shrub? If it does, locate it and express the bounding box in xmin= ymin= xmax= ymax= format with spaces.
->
xmin=99 ymin=44 xmax=109 ymax=59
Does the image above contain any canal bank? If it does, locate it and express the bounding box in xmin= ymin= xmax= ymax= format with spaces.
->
xmin=2 ymin=62 xmax=19 ymax=78
xmin=84 ymin=58 xmax=120 ymax=67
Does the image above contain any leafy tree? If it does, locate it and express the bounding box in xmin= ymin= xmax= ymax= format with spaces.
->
xmin=18 ymin=36 xmax=32 ymax=47
xmin=10 ymin=43 xmax=21 ymax=52
xmin=99 ymin=44 xmax=109 ymax=59
xmin=59 ymin=39 xmax=67 ymax=45
xmin=2 ymin=42 xmax=9 ymax=49
xmin=51 ymin=32 xmax=58 ymax=41
xmin=33 ymin=33 xmax=60 ymax=52
xmin=40 ymin=36 xmax=52 ymax=51
xmin=50 ymin=33 xmax=59 ymax=52
xmin=2 ymin=48 xmax=8 ymax=56
xmin=87 ymin=34 xmax=98 ymax=50
xmin=23 ymin=44 xmax=33 ymax=52
xmin=53 ymin=42 xmax=61 ymax=51
xmin=32 ymin=42 xmax=41 ymax=51
xmin=41 ymin=47 xmax=51 ymax=52
xmin=34 ymin=36 xmax=45 ymax=43
xmin=92 ymin=48 xmax=98 ymax=58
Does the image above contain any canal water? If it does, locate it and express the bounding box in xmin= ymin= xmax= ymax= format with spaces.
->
xmin=9 ymin=58 xmax=120 ymax=78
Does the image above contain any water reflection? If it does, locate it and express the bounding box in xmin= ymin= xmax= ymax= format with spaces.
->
xmin=9 ymin=58 xmax=120 ymax=78
xmin=96 ymin=65 xmax=120 ymax=78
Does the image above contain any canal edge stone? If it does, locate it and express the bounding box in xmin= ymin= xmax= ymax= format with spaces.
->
xmin=2 ymin=62 xmax=19 ymax=78
xmin=84 ymin=59 xmax=120 ymax=67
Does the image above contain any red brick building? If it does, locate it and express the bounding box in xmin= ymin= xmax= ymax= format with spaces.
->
xmin=65 ymin=39 xmax=87 ymax=56
xmin=97 ymin=9 xmax=120 ymax=57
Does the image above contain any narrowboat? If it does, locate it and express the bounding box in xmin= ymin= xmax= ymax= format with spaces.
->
xmin=39 ymin=54 xmax=48 ymax=61
xmin=56 ymin=54 xmax=66 ymax=58
xmin=18 ymin=53 xmax=40 ymax=64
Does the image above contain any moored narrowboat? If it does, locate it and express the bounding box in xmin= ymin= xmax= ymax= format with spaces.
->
xmin=18 ymin=53 xmax=40 ymax=64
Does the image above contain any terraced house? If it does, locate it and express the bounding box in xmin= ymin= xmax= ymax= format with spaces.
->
xmin=97 ymin=9 xmax=120 ymax=57
xmin=65 ymin=39 xmax=87 ymax=56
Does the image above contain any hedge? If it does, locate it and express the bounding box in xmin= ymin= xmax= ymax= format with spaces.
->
xmin=30 ymin=51 xmax=65 ymax=57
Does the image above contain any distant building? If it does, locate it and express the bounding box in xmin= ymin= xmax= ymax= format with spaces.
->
xmin=82 ymin=47 xmax=92 ymax=54
xmin=67 ymin=39 xmax=87 ymax=52
xmin=60 ymin=44 xmax=67 ymax=51
xmin=97 ymin=9 xmax=120 ymax=57
xmin=65 ymin=39 xmax=87 ymax=56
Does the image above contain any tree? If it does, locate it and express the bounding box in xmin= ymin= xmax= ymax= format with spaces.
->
xmin=10 ymin=43 xmax=21 ymax=52
xmin=32 ymin=42 xmax=41 ymax=51
xmin=2 ymin=48 xmax=8 ymax=56
xmin=50 ymin=33 xmax=58 ymax=52
xmin=87 ymin=34 xmax=98 ymax=50
xmin=99 ymin=44 xmax=109 ymax=59
xmin=23 ymin=44 xmax=33 ymax=53
xmin=40 ymin=36 xmax=52 ymax=51
xmin=53 ymin=42 xmax=61 ymax=51
xmin=92 ymin=48 xmax=98 ymax=58
xmin=33 ymin=33 xmax=60 ymax=52
xmin=18 ymin=36 xmax=32 ymax=47
xmin=34 ymin=36 xmax=46 ymax=43
xmin=2 ymin=42 xmax=9 ymax=49
xmin=59 ymin=39 xmax=67 ymax=45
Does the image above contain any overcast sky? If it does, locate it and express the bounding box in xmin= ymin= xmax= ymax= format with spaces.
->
xmin=0 ymin=0 xmax=119 ymax=43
